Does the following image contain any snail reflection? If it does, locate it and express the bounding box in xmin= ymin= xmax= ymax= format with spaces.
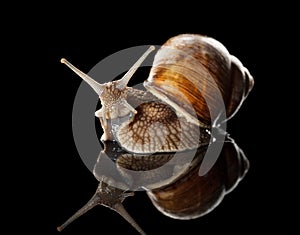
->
xmin=58 ymin=34 xmax=254 ymax=234
xmin=58 ymin=138 xmax=249 ymax=234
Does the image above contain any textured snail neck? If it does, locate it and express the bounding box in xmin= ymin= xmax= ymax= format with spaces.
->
xmin=99 ymin=82 xmax=136 ymax=120
xmin=99 ymin=46 xmax=156 ymax=121
xmin=57 ymin=181 xmax=146 ymax=235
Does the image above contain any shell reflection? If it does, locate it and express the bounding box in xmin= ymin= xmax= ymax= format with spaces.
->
xmin=94 ymin=136 xmax=249 ymax=220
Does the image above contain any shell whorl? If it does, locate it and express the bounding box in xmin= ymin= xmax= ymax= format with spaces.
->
xmin=145 ymin=34 xmax=254 ymax=127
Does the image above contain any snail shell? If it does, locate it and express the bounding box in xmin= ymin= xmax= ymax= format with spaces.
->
xmin=145 ymin=34 xmax=254 ymax=127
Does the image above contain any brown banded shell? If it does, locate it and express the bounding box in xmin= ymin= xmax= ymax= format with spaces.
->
xmin=144 ymin=34 xmax=254 ymax=127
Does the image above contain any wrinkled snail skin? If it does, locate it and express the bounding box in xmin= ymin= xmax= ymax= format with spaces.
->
xmin=58 ymin=34 xmax=254 ymax=235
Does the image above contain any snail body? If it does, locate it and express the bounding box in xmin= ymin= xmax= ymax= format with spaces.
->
xmin=58 ymin=34 xmax=254 ymax=234
xmin=61 ymin=34 xmax=253 ymax=154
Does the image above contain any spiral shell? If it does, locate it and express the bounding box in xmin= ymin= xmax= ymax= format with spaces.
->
xmin=145 ymin=34 xmax=254 ymax=127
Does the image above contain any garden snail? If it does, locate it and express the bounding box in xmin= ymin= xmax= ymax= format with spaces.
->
xmin=58 ymin=34 xmax=254 ymax=234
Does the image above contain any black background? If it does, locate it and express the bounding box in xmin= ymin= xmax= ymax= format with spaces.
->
xmin=9 ymin=3 xmax=293 ymax=235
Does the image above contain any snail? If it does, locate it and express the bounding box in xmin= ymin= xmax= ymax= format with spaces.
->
xmin=58 ymin=34 xmax=254 ymax=234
